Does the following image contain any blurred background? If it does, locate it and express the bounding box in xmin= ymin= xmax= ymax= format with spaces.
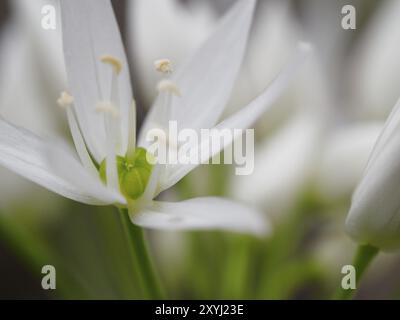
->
xmin=1 ymin=0 xmax=400 ymax=299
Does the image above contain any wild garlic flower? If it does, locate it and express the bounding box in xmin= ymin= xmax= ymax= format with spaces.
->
xmin=346 ymin=97 xmax=400 ymax=250
xmin=0 ymin=0 xmax=309 ymax=235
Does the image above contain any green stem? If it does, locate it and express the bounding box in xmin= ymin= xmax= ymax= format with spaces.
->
xmin=334 ymin=244 xmax=379 ymax=300
xmin=118 ymin=208 xmax=165 ymax=299
xmin=220 ymin=235 xmax=253 ymax=299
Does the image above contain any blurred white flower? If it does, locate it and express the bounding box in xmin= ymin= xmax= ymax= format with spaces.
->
xmin=0 ymin=0 xmax=65 ymax=135
xmin=228 ymin=0 xmax=383 ymax=222
xmin=0 ymin=0 xmax=65 ymax=210
xmin=0 ymin=0 xmax=310 ymax=235
xmin=350 ymin=0 xmax=400 ymax=119
xmin=316 ymin=122 xmax=382 ymax=202
xmin=230 ymin=112 xmax=323 ymax=220
xmin=312 ymin=219 xmax=356 ymax=274
xmin=346 ymin=97 xmax=400 ymax=250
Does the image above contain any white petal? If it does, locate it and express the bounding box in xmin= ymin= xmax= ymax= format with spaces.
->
xmin=364 ymin=97 xmax=400 ymax=175
xmin=47 ymin=141 xmax=126 ymax=205
xmin=60 ymin=0 xmax=133 ymax=161
xmin=131 ymin=197 xmax=270 ymax=236
xmin=65 ymin=107 xmax=98 ymax=176
xmin=0 ymin=118 xmax=125 ymax=206
xmin=139 ymin=0 xmax=256 ymax=144
xmin=160 ymin=43 xmax=312 ymax=192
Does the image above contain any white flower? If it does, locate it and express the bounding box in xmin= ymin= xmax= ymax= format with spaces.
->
xmin=0 ymin=0 xmax=66 ymax=210
xmin=0 ymin=0 xmax=309 ymax=235
xmin=346 ymin=97 xmax=400 ymax=250
xmin=350 ymin=0 xmax=400 ymax=119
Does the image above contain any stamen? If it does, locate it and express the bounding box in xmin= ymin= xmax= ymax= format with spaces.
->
xmin=106 ymin=145 xmax=120 ymax=192
xmin=98 ymin=56 xmax=123 ymax=193
xmin=99 ymin=55 xmax=123 ymax=154
xmin=100 ymin=55 xmax=122 ymax=75
xmin=154 ymin=59 xmax=173 ymax=74
xmin=126 ymin=100 xmax=137 ymax=162
xmin=57 ymin=91 xmax=98 ymax=176
xmin=57 ymin=91 xmax=74 ymax=108
xmin=157 ymin=79 xmax=181 ymax=97
xmin=100 ymin=102 xmax=120 ymax=192
xmin=65 ymin=107 xmax=99 ymax=177
xmin=140 ymin=163 xmax=162 ymax=204
xmin=96 ymin=101 xmax=120 ymax=118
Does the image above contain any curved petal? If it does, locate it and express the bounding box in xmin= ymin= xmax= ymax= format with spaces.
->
xmin=131 ymin=197 xmax=270 ymax=236
xmin=159 ymin=43 xmax=313 ymax=192
xmin=139 ymin=0 xmax=256 ymax=145
xmin=344 ymin=100 xmax=400 ymax=249
xmin=346 ymin=98 xmax=400 ymax=250
xmin=60 ymin=0 xmax=133 ymax=161
xmin=0 ymin=118 xmax=125 ymax=205
xmin=364 ymin=97 xmax=400 ymax=175
xmin=345 ymin=126 xmax=400 ymax=250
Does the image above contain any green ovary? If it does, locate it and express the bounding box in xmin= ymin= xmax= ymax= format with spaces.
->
xmin=99 ymin=147 xmax=153 ymax=200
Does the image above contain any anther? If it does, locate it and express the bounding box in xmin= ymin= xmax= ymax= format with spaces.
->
xmin=154 ymin=59 xmax=173 ymax=74
xmin=298 ymin=41 xmax=313 ymax=53
xmin=157 ymin=79 xmax=181 ymax=97
xmin=101 ymin=55 xmax=123 ymax=75
xmin=57 ymin=91 xmax=74 ymax=108
xmin=96 ymin=101 xmax=120 ymax=118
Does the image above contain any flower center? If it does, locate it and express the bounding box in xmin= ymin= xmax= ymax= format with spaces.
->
xmin=99 ymin=147 xmax=154 ymax=200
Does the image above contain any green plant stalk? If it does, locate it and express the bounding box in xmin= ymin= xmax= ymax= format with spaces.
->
xmin=220 ymin=235 xmax=254 ymax=299
xmin=118 ymin=208 xmax=165 ymax=299
xmin=257 ymin=190 xmax=327 ymax=299
xmin=334 ymin=244 xmax=379 ymax=300
xmin=94 ymin=208 xmax=140 ymax=298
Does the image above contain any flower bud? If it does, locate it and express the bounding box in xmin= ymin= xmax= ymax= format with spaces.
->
xmin=346 ymin=99 xmax=400 ymax=251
